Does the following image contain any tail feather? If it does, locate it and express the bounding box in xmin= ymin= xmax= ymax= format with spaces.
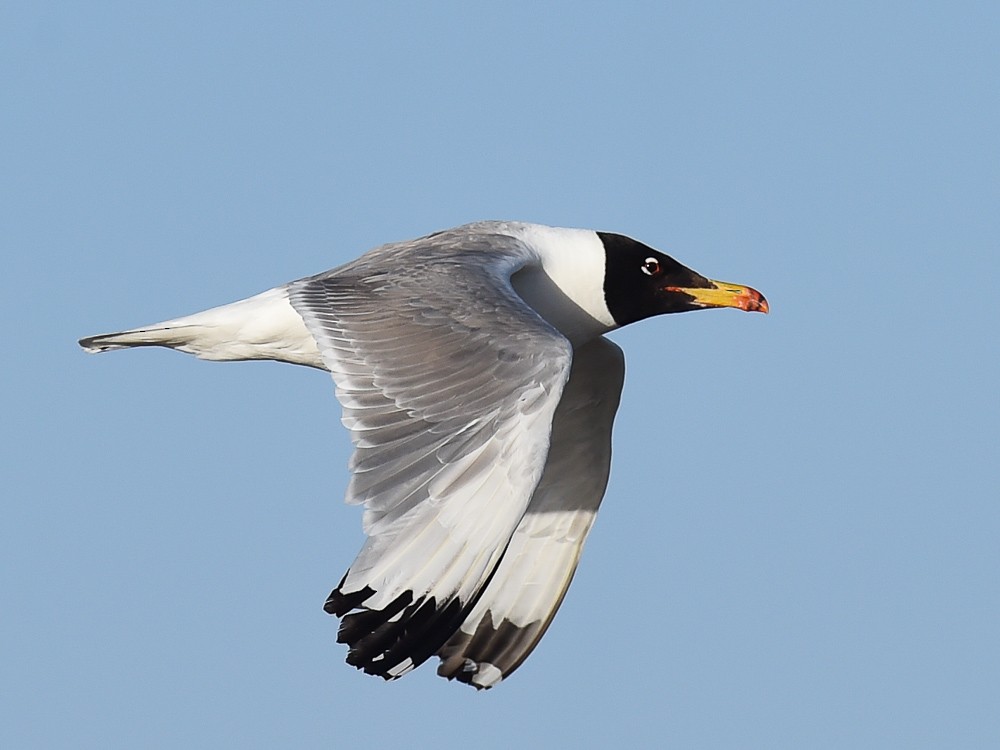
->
xmin=77 ymin=287 xmax=324 ymax=368
xmin=78 ymin=325 xmax=201 ymax=354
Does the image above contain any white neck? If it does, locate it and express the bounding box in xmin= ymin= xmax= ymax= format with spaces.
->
xmin=507 ymin=224 xmax=617 ymax=343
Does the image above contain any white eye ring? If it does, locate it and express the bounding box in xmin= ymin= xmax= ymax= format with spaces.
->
xmin=641 ymin=257 xmax=660 ymax=276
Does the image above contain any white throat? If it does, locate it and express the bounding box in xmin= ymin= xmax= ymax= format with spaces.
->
xmin=508 ymin=224 xmax=617 ymax=344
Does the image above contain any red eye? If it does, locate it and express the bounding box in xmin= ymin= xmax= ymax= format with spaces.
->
xmin=641 ymin=257 xmax=660 ymax=276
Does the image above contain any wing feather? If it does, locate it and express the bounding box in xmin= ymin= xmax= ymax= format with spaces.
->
xmin=436 ymin=337 xmax=625 ymax=688
xmin=287 ymin=227 xmax=574 ymax=679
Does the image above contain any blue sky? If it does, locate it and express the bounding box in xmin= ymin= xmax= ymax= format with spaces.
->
xmin=4 ymin=2 xmax=999 ymax=747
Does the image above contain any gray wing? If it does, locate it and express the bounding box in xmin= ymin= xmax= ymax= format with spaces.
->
xmin=436 ymin=336 xmax=625 ymax=688
xmin=287 ymin=228 xmax=573 ymax=680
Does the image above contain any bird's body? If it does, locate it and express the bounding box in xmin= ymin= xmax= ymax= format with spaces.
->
xmin=80 ymin=221 xmax=767 ymax=689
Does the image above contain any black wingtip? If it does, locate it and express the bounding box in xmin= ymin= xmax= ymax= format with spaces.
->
xmin=324 ymin=577 xmax=471 ymax=681
xmin=324 ymin=578 xmax=373 ymax=616
xmin=435 ymin=612 xmax=547 ymax=690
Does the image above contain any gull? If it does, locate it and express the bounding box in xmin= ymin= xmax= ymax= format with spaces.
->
xmin=80 ymin=221 xmax=768 ymax=689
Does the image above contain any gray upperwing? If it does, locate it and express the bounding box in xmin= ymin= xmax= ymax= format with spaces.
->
xmin=287 ymin=226 xmax=574 ymax=680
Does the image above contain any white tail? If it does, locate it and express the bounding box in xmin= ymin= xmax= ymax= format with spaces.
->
xmin=78 ymin=287 xmax=324 ymax=368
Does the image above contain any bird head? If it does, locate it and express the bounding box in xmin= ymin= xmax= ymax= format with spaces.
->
xmin=599 ymin=232 xmax=769 ymax=326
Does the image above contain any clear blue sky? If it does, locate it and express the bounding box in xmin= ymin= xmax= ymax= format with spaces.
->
xmin=4 ymin=2 xmax=999 ymax=748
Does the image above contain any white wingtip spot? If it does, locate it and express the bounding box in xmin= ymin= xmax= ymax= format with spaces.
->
xmin=387 ymin=658 xmax=415 ymax=678
xmin=471 ymin=663 xmax=503 ymax=689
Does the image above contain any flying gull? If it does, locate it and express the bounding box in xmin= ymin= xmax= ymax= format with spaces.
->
xmin=79 ymin=221 xmax=768 ymax=689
